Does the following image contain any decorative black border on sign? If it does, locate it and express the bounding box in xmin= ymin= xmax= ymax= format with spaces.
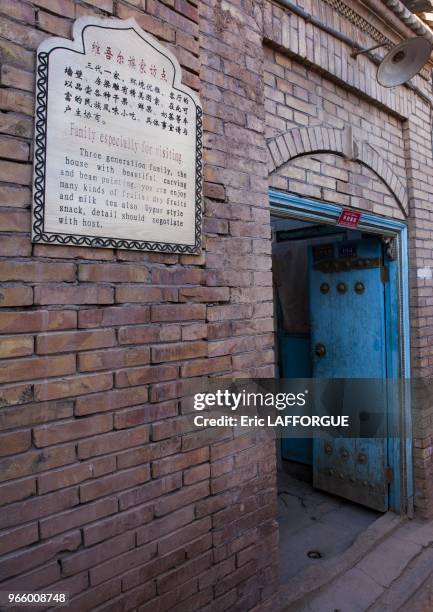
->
xmin=32 ymin=25 xmax=203 ymax=254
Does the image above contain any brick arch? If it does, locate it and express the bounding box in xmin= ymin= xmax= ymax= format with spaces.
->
xmin=267 ymin=126 xmax=409 ymax=216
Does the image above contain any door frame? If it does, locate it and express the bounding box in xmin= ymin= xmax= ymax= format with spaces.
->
xmin=270 ymin=189 xmax=413 ymax=515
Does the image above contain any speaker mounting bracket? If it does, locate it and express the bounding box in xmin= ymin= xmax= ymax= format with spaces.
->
xmin=351 ymin=43 xmax=387 ymax=59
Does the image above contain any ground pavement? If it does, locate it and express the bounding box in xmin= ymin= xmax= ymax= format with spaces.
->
xmin=280 ymin=506 xmax=433 ymax=611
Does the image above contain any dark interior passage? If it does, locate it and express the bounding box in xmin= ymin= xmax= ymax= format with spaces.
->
xmin=272 ymin=214 xmax=383 ymax=584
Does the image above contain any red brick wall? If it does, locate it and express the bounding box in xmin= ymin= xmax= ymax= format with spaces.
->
xmin=2 ymin=0 xmax=433 ymax=608
xmin=0 ymin=0 xmax=280 ymax=610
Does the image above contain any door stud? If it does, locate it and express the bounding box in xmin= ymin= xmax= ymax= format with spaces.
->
xmin=337 ymin=282 xmax=347 ymax=294
xmin=315 ymin=343 xmax=326 ymax=358
xmin=340 ymin=448 xmax=349 ymax=460
xmin=320 ymin=282 xmax=330 ymax=294
xmin=357 ymin=452 xmax=367 ymax=464
xmin=355 ymin=281 xmax=365 ymax=294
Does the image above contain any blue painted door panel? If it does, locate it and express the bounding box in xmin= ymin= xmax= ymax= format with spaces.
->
xmin=279 ymin=333 xmax=312 ymax=464
xmin=383 ymin=256 xmax=402 ymax=511
xmin=309 ymin=238 xmax=389 ymax=511
xmin=278 ymin=333 xmax=312 ymax=379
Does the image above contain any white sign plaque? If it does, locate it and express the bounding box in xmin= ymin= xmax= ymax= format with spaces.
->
xmin=32 ymin=18 xmax=202 ymax=253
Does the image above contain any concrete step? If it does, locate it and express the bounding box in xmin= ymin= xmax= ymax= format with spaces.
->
xmin=370 ymin=547 xmax=433 ymax=611
xmin=280 ymin=515 xmax=433 ymax=612
xmin=279 ymin=511 xmax=402 ymax=610
xmin=399 ymin=568 xmax=433 ymax=611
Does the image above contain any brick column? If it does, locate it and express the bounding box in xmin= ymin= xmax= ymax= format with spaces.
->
xmin=199 ymin=1 xmax=280 ymax=608
xmin=403 ymin=112 xmax=433 ymax=517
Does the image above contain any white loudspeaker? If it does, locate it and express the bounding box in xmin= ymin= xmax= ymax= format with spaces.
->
xmin=377 ymin=37 xmax=432 ymax=87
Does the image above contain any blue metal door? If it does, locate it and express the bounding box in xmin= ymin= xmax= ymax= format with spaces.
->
xmin=309 ymin=237 xmax=389 ymax=511
xmin=278 ymin=331 xmax=312 ymax=464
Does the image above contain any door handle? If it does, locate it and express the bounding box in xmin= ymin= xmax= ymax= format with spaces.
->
xmin=315 ymin=343 xmax=326 ymax=358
